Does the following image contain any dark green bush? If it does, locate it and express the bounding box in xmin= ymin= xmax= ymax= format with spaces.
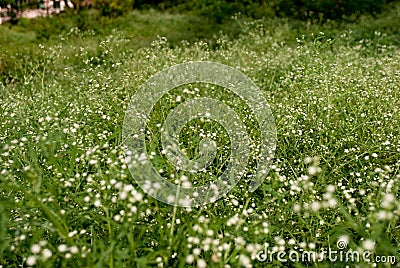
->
xmin=169 ymin=0 xmax=275 ymax=23
xmin=91 ymin=0 xmax=135 ymax=16
xmin=275 ymin=0 xmax=391 ymax=20
xmin=132 ymin=0 xmax=394 ymax=22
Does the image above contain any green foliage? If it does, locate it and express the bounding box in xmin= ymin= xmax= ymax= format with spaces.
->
xmin=0 ymin=0 xmax=39 ymax=9
xmin=172 ymin=0 xmax=276 ymax=22
xmin=275 ymin=0 xmax=391 ymax=21
xmin=0 ymin=0 xmax=16 ymax=7
xmin=92 ymin=0 xmax=135 ymax=16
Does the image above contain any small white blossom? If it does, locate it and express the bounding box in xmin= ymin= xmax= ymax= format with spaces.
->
xmin=26 ymin=256 xmax=36 ymax=266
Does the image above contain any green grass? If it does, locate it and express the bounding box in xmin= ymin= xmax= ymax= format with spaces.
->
xmin=0 ymin=2 xmax=400 ymax=267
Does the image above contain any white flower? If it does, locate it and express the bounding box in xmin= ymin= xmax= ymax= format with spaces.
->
xmin=239 ymin=254 xmax=252 ymax=268
xmin=182 ymin=181 xmax=192 ymax=188
xmin=304 ymin=157 xmax=313 ymax=164
xmin=377 ymin=210 xmax=388 ymax=220
xmin=275 ymin=237 xmax=285 ymax=246
xmin=70 ymin=246 xmax=79 ymax=254
xmin=119 ymin=191 xmax=128 ymax=200
xmin=42 ymin=248 xmax=52 ymax=260
xmin=326 ymin=184 xmax=335 ymax=193
xmin=31 ymin=244 xmax=41 ymax=254
xmin=293 ymin=203 xmax=301 ymax=213
xmin=26 ymin=256 xmax=36 ymax=266
xmin=308 ymin=166 xmax=321 ymax=176
xmin=193 ymin=248 xmax=201 ymax=255
xmin=89 ymin=159 xmax=98 ymax=165
xmin=327 ymin=197 xmax=337 ymax=207
xmin=227 ymin=214 xmax=239 ymax=226
xmin=381 ymin=193 xmax=395 ymax=209
xmin=94 ymin=200 xmax=101 ymax=207
xmin=338 ymin=235 xmax=349 ymax=244
xmin=186 ymin=254 xmax=194 ymax=264
xmin=311 ymin=201 xmax=321 ymax=212
xmin=197 ymin=259 xmax=207 ymax=268
xmin=58 ymin=244 xmax=68 ymax=253
xmin=235 ymin=236 xmax=246 ymax=248
xmin=362 ymin=239 xmax=375 ymax=251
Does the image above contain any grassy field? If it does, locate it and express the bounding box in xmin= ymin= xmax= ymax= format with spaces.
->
xmin=0 ymin=3 xmax=400 ymax=267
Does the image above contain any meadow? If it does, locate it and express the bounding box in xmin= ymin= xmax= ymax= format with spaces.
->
xmin=0 ymin=2 xmax=400 ymax=267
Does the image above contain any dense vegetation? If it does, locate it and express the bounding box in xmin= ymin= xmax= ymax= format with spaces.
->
xmin=1 ymin=0 xmax=398 ymax=20
xmin=0 ymin=1 xmax=399 ymax=267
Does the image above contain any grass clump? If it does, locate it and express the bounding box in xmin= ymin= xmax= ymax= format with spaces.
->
xmin=1 ymin=2 xmax=400 ymax=267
